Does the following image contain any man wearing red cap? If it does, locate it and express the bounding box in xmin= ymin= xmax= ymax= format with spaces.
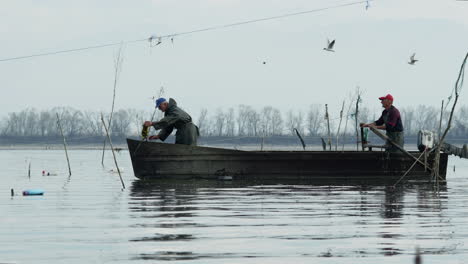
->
xmin=361 ymin=94 xmax=404 ymax=152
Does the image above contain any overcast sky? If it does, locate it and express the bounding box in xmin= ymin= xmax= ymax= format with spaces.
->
xmin=1 ymin=0 xmax=468 ymax=119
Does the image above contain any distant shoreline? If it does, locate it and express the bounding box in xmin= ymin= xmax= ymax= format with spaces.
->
xmin=0 ymin=135 xmax=466 ymax=150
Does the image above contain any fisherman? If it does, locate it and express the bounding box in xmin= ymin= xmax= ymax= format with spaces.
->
xmin=360 ymin=94 xmax=404 ymax=152
xmin=143 ymin=98 xmax=199 ymax=146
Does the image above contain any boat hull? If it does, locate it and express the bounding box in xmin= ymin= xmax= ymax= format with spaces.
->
xmin=126 ymin=138 xmax=448 ymax=182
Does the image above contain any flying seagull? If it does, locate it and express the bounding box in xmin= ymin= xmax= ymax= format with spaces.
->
xmin=323 ymin=39 xmax=336 ymax=52
xmin=408 ymin=53 xmax=418 ymax=65
xmin=155 ymin=37 xmax=162 ymax=46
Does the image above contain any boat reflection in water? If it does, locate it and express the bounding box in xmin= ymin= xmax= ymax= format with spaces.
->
xmin=128 ymin=179 xmax=453 ymax=262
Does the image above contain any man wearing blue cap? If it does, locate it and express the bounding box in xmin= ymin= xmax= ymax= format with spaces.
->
xmin=143 ymin=98 xmax=199 ymax=146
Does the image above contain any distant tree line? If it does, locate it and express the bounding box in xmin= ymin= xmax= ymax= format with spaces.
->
xmin=0 ymin=105 xmax=467 ymax=139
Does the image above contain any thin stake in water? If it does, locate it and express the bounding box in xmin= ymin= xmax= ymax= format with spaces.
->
xmin=335 ymin=100 xmax=345 ymax=151
xmin=325 ymin=104 xmax=332 ymax=151
xmin=102 ymin=45 xmax=124 ymax=165
xmin=56 ymin=113 xmax=72 ymax=176
xmin=354 ymin=88 xmax=362 ymax=151
xmin=101 ymin=113 xmax=125 ymax=189
xmin=432 ymin=52 xmax=468 ymax=185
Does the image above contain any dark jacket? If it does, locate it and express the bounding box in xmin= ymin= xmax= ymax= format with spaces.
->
xmin=375 ymin=105 xmax=404 ymax=133
xmin=152 ymin=98 xmax=199 ymax=145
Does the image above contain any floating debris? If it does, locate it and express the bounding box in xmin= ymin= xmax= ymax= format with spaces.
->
xmin=114 ymin=147 xmax=124 ymax=152
xmin=42 ymin=170 xmax=57 ymax=176
xmin=109 ymin=168 xmax=125 ymax=173
xmin=23 ymin=189 xmax=44 ymax=196
xmin=218 ymin=175 xmax=233 ymax=181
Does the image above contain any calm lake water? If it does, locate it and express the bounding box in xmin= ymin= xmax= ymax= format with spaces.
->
xmin=1 ymin=149 xmax=468 ymax=264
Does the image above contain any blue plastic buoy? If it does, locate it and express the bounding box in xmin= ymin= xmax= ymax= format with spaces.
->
xmin=22 ymin=189 xmax=44 ymax=196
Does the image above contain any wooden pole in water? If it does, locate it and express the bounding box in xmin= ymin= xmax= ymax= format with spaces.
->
xmin=438 ymin=100 xmax=444 ymax=142
xmin=28 ymin=161 xmax=31 ymax=178
xmin=325 ymin=104 xmax=332 ymax=151
xmin=432 ymin=52 xmax=468 ymax=184
xmin=335 ymin=100 xmax=345 ymax=151
xmin=341 ymin=100 xmax=354 ymax=151
xmin=393 ymin=148 xmax=429 ymax=187
xmin=101 ymin=113 xmax=125 ymax=189
xmin=294 ymin=128 xmax=306 ymax=150
xmin=56 ymin=113 xmax=72 ymax=176
xmin=354 ymin=92 xmax=361 ymax=151
xmin=415 ymin=246 xmax=422 ymax=264
xmin=102 ymin=45 xmax=124 ymax=165
xmin=360 ymin=126 xmax=366 ymax=151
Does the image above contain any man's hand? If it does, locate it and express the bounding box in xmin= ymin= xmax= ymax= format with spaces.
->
xmin=360 ymin=123 xmax=375 ymax=128
xmin=143 ymin=121 xmax=153 ymax=127
xmin=148 ymin=135 xmax=159 ymax=140
xmin=360 ymin=123 xmax=371 ymax=128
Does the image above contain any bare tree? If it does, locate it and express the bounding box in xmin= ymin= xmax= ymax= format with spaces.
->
xmin=454 ymin=106 xmax=468 ymax=136
xmin=225 ymin=108 xmax=235 ymax=136
xmin=271 ymin=108 xmax=283 ymax=135
xmin=285 ymin=109 xmax=304 ymax=136
xmin=52 ymin=107 xmax=83 ymax=137
xmin=236 ymin=105 xmax=250 ymax=136
xmin=414 ymin=105 xmax=438 ymax=132
xmin=285 ymin=110 xmax=295 ymax=136
xmin=3 ymin=103 xmax=468 ymax=141
xmin=401 ymin=106 xmax=415 ymax=135
xmin=246 ymin=109 xmax=260 ymax=136
xmin=214 ymin=109 xmax=225 ymax=136
xmin=197 ymin=108 xmax=209 ymax=136
xmin=260 ymin=106 xmax=273 ymax=136
xmin=111 ymin=109 xmax=132 ymax=136
xmin=128 ymin=109 xmax=149 ymax=137
xmin=306 ymin=104 xmax=322 ymax=136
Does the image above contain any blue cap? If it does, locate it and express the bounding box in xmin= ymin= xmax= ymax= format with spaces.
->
xmin=155 ymin=97 xmax=166 ymax=108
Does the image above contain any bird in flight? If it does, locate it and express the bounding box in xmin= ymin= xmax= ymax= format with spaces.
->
xmin=408 ymin=53 xmax=418 ymax=65
xmin=323 ymin=39 xmax=336 ymax=52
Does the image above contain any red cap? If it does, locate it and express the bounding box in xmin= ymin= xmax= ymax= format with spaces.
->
xmin=379 ymin=94 xmax=394 ymax=101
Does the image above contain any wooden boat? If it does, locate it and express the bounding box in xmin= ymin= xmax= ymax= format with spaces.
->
xmin=126 ymin=138 xmax=448 ymax=182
